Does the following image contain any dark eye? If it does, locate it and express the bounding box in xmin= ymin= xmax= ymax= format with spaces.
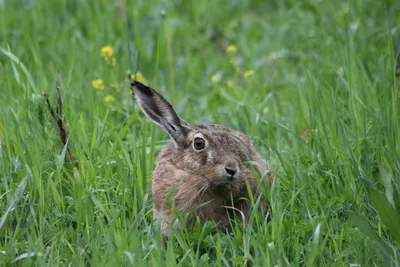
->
xmin=193 ymin=137 xmax=205 ymax=150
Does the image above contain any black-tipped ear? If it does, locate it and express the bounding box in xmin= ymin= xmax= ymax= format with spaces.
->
xmin=131 ymin=80 xmax=189 ymax=146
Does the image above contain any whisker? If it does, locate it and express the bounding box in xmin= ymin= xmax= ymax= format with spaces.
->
xmin=180 ymin=182 xmax=209 ymax=211
xmin=173 ymin=179 xmax=204 ymax=199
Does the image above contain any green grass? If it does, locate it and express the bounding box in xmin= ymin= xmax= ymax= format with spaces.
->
xmin=1 ymin=0 xmax=399 ymax=266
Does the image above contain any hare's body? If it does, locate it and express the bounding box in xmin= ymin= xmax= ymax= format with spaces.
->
xmin=152 ymin=124 xmax=271 ymax=235
xmin=131 ymin=81 xmax=273 ymax=239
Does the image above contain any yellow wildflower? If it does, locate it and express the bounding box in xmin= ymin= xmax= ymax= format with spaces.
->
xmin=227 ymin=80 xmax=233 ymax=87
xmin=244 ymin=70 xmax=254 ymax=79
xmin=226 ymin=45 xmax=237 ymax=53
xmin=130 ymin=72 xmax=147 ymax=84
xmin=211 ymin=72 xmax=222 ymax=83
xmin=100 ymin=46 xmax=117 ymax=66
xmin=103 ymin=95 xmax=115 ymax=103
xmin=101 ymin=46 xmax=113 ymax=58
xmin=92 ymin=79 xmax=104 ymax=90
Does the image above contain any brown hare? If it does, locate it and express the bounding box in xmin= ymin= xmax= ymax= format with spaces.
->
xmin=131 ymin=80 xmax=273 ymax=240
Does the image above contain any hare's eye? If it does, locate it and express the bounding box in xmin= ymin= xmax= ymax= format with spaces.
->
xmin=193 ymin=137 xmax=205 ymax=150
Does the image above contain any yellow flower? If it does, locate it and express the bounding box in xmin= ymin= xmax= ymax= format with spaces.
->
xmin=103 ymin=95 xmax=115 ymax=103
xmin=226 ymin=45 xmax=237 ymax=53
xmin=130 ymin=72 xmax=147 ymax=84
xmin=244 ymin=70 xmax=254 ymax=79
xmin=101 ymin=46 xmax=113 ymax=58
xmin=92 ymin=79 xmax=104 ymax=90
xmin=227 ymin=80 xmax=233 ymax=87
xmin=211 ymin=72 xmax=222 ymax=83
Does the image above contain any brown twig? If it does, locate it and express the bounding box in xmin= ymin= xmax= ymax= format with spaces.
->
xmin=42 ymin=88 xmax=79 ymax=169
xmin=56 ymin=87 xmax=68 ymax=146
xmin=43 ymin=92 xmax=56 ymax=119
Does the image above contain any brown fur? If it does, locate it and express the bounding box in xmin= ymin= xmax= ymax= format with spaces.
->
xmin=152 ymin=124 xmax=273 ymax=236
xmin=131 ymin=81 xmax=273 ymax=240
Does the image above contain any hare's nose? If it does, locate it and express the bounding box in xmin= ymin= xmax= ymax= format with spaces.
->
xmin=224 ymin=160 xmax=239 ymax=177
xmin=224 ymin=166 xmax=237 ymax=176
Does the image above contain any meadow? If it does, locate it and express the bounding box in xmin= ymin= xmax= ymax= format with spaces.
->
xmin=1 ymin=0 xmax=399 ymax=266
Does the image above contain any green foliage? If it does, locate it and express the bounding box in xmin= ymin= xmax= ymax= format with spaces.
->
xmin=0 ymin=0 xmax=399 ymax=266
xmin=352 ymin=164 xmax=400 ymax=265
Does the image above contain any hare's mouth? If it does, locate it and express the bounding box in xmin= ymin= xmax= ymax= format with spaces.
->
xmin=210 ymin=168 xmax=240 ymax=185
xmin=224 ymin=172 xmax=239 ymax=182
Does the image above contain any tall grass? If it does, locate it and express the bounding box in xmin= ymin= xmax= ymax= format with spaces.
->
xmin=0 ymin=0 xmax=399 ymax=266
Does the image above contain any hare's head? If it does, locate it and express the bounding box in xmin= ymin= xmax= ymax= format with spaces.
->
xmin=132 ymin=81 xmax=258 ymax=185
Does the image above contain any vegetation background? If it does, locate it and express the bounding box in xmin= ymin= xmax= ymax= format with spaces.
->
xmin=1 ymin=0 xmax=399 ymax=266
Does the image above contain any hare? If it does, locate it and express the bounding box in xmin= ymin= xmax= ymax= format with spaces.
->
xmin=131 ymin=80 xmax=273 ymax=239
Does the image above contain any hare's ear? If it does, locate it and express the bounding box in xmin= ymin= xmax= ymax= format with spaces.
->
xmin=131 ymin=80 xmax=189 ymax=147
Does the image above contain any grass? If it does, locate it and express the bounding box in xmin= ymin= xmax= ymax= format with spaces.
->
xmin=0 ymin=0 xmax=399 ymax=266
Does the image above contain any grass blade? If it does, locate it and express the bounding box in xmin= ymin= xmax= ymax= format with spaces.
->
xmin=369 ymin=189 xmax=400 ymax=243
xmin=351 ymin=212 xmax=399 ymax=263
xmin=0 ymin=172 xmax=28 ymax=231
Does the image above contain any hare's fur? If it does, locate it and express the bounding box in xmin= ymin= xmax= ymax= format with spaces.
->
xmin=131 ymin=81 xmax=273 ymax=238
